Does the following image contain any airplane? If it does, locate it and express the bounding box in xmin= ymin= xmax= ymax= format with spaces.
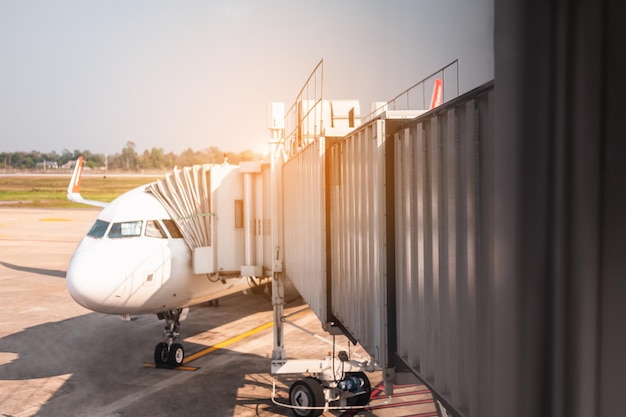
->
xmin=65 ymin=156 xmax=269 ymax=367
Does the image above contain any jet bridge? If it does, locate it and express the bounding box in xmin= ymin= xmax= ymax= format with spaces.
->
xmin=147 ymin=162 xmax=272 ymax=281
xmin=267 ymin=60 xmax=490 ymax=416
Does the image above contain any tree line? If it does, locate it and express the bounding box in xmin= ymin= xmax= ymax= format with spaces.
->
xmin=0 ymin=142 xmax=267 ymax=171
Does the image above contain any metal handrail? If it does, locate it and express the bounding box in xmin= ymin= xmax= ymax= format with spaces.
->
xmin=282 ymin=59 xmax=324 ymax=158
xmin=280 ymin=60 xmax=459 ymax=159
xmin=363 ymin=60 xmax=459 ymax=122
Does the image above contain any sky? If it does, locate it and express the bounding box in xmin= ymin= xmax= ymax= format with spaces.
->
xmin=0 ymin=0 xmax=493 ymax=156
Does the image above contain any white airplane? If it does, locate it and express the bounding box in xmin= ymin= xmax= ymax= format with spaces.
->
xmin=65 ymin=156 xmax=268 ymax=367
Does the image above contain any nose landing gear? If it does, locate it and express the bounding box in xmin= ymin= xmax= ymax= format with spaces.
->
xmin=154 ymin=341 xmax=185 ymax=367
xmin=154 ymin=308 xmax=187 ymax=367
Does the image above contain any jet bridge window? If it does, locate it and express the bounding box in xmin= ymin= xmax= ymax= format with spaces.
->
xmin=108 ymin=221 xmax=143 ymax=239
xmin=145 ymin=220 xmax=167 ymax=238
xmin=87 ymin=219 xmax=109 ymax=238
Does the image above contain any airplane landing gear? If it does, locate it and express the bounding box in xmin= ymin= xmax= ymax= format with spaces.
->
xmin=154 ymin=342 xmax=185 ymax=367
xmin=154 ymin=308 xmax=187 ymax=367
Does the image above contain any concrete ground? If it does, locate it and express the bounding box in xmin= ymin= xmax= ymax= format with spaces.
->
xmin=0 ymin=208 xmax=437 ymax=417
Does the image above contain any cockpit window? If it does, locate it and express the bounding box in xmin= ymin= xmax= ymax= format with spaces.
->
xmin=162 ymin=219 xmax=184 ymax=239
xmin=87 ymin=219 xmax=110 ymax=238
xmin=108 ymin=221 xmax=143 ymax=238
xmin=145 ymin=220 xmax=167 ymax=238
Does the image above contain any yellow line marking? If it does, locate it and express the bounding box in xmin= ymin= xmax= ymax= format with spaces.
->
xmin=183 ymin=320 xmax=275 ymax=363
xmin=40 ymin=217 xmax=72 ymax=222
xmin=144 ymin=308 xmax=311 ymax=370
xmin=143 ymin=364 xmax=199 ymax=371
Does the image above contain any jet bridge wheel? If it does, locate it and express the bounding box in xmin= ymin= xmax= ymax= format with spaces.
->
xmin=289 ymin=377 xmax=325 ymax=417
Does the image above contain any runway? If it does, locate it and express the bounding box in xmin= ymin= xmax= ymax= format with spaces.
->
xmin=0 ymin=208 xmax=436 ymax=417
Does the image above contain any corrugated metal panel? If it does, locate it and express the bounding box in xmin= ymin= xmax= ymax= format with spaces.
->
xmin=282 ymin=139 xmax=327 ymax=322
xmin=327 ymin=120 xmax=387 ymax=364
xmin=393 ymin=87 xmax=493 ymax=417
xmin=279 ymin=82 xmax=494 ymax=417
xmin=148 ymin=164 xmax=214 ymax=250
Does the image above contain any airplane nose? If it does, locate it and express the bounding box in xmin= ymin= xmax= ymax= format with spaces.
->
xmin=66 ymin=245 xmax=126 ymax=313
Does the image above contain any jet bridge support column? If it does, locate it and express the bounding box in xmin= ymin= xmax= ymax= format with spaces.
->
xmin=269 ymin=137 xmax=286 ymax=363
xmin=271 ymin=264 xmax=286 ymax=363
xmin=267 ymin=103 xmax=287 ymax=364
xmin=240 ymin=162 xmax=263 ymax=278
xmin=243 ymin=172 xmax=253 ymax=266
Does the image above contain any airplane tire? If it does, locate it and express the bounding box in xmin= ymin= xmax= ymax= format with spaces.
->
xmin=289 ymin=377 xmax=324 ymax=417
xmin=168 ymin=343 xmax=185 ymax=367
xmin=154 ymin=342 xmax=169 ymax=365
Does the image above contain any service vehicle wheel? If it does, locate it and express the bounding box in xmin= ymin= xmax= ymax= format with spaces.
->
xmin=289 ymin=377 xmax=325 ymax=417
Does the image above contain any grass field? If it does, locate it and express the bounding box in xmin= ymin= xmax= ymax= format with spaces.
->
xmin=0 ymin=175 xmax=163 ymax=208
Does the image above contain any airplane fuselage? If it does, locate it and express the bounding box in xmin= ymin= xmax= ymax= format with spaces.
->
xmin=66 ymin=184 xmax=249 ymax=315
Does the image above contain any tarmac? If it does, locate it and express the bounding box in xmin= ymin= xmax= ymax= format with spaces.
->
xmin=0 ymin=208 xmax=437 ymax=417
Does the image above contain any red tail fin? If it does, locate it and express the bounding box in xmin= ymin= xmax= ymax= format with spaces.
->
xmin=68 ymin=156 xmax=84 ymax=194
xmin=429 ymin=78 xmax=443 ymax=110
xmin=66 ymin=156 xmax=108 ymax=208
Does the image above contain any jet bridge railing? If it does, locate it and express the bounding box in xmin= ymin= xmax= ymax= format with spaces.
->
xmin=283 ymin=59 xmax=325 ymax=159
xmin=363 ymin=59 xmax=459 ymax=123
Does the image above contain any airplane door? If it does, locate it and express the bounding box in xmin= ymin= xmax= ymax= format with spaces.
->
xmin=129 ymin=241 xmax=168 ymax=304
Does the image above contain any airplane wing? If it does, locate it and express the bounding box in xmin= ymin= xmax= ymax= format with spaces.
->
xmin=66 ymin=156 xmax=109 ymax=208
